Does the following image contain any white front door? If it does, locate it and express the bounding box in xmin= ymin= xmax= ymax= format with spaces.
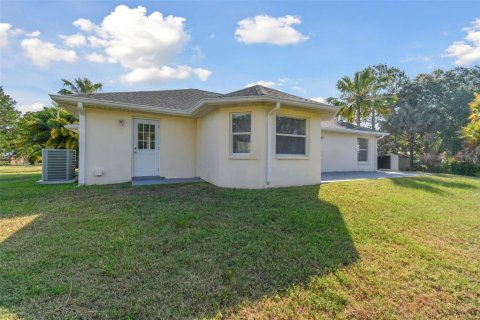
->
xmin=133 ymin=119 xmax=159 ymax=177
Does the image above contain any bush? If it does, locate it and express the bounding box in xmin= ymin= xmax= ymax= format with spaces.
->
xmin=447 ymin=159 xmax=477 ymax=176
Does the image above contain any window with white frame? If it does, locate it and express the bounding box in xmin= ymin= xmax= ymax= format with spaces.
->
xmin=357 ymin=138 xmax=369 ymax=162
xmin=276 ymin=115 xmax=307 ymax=155
xmin=231 ymin=113 xmax=251 ymax=154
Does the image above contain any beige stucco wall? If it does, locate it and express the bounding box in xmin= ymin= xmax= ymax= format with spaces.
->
xmin=84 ymin=107 xmax=196 ymax=185
xmin=321 ymin=131 xmax=376 ymax=172
xmin=196 ymin=105 xmax=269 ymax=188
xmin=196 ymin=104 xmax=323 ymax=188
xmin=270 ymin=107 xmax=323 ymax=187
xmin=83 ymin=104 xmax=326 ymax=188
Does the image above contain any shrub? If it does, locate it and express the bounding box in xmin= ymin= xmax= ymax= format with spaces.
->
xmin=447 ymin=158 xmax=477 ymax=176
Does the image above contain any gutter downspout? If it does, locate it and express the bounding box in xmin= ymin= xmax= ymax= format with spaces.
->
xmin=266 ymin=102 xmax=281 ymax=185
xmin=78 ymin=102 xmax=86 ymax=186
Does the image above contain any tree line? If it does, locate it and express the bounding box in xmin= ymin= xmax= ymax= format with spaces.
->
xmin=0 ymin=67 xmax=479 ymax=173
xmin=0 ymin=78 xmax=102 ymax=164
xmin=327 ymin=65 xmax=480 ymax=172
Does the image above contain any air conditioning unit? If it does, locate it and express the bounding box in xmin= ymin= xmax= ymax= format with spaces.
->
xmin=40 ymin=149 xmax=77 ymax=183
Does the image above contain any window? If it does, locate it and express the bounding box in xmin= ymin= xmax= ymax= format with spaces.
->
xmin=231 ymin=113 xmax=251 ymax=154
xmin=137 ymin=123 xmax=155 ymax=150
xmin=276 ymin=115 xmax=307 ymax=155
xmin=357 ymin=138 xmax=368 ymax=162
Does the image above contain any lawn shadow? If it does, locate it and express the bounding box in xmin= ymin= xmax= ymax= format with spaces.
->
xmin=0 ymin=178 xmax=358 ymax=319
xmin=390 ymin=176 xmax=478 ymax=194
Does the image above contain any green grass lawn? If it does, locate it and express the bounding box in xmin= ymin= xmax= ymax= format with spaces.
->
xmin=1 ymin=166 xmax=479 ymax=319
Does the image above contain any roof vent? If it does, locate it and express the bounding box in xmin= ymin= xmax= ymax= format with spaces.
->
xmin=39 ymin=149 xmax=77 ymax=184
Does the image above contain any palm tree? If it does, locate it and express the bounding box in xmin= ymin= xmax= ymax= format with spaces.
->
xmin=15 ymin=107 xmax=78 ymax=162
xmin=58 ymin=77 xmax=103 ymax=95
xmin=327 ymin=68 xmax=391 ymax=129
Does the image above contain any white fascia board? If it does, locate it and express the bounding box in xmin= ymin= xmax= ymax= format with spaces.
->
xmin=190 ymin=96 xmax=339 ymax=116
xmin=49 ymin=94 xmax=191 ymax=117
xmin=322 ymin=126 xmax=388 ymax=137
xmin=49 ymin=94 xmax=340 ymax=118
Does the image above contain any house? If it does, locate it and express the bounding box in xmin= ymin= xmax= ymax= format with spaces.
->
xmin=321 ymin=119 xmax=387 ymax=172
xmin=50 ymin=85 xmax=387 ymax=189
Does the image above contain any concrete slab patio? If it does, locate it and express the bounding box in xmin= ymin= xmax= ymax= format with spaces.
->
xmin=321 ymin=171 xmax=424 ymax=183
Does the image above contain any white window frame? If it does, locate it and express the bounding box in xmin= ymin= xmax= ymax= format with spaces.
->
xmin=275 ymin=115 xmax=308 ymax=156
xmin=230 ymin=112 xmax=252 ymax=155
xmin=357 ymin=137 xmax=369 ymax=162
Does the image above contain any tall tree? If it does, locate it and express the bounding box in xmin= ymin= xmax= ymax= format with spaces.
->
xmin=58 ymin=77 xmax=103 ymax=95
xmin=328 ymin=67 xmax=392 ymax=129
xmin=410 ymin=67 xmax=480 ymax=153
xmin=0 ymin=86 xmax=21 ymax=156
xmin=370 ymin=64 xmax=408 ymax=114
xmin=462 ymin=93 xmax=480 ymax=161
xmin=16 ymin=107 xmax=78 ymax=159
xmin=327 ymin=68 xmax=374 ymax=127
xmin=383 ymin=79 xmax=442 ymax=168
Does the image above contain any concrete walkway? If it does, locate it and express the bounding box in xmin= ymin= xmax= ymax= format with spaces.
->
xmin=321 ymin=171 xmax=423 ymax=183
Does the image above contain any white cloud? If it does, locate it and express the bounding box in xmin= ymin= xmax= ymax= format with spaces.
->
xmin=310 ymin=96 xmax=327 ymax=103
xmin=25 ymin=30 xmax=40 ymax=37
xmin=444 ymin=18 xmax=480 ymax=65
xmin=0 ymin=23 xmax=24 ymax=48
xmin=235 ymin=14 xmax=309 ymax=45
xmin=75 ymin=5 xmax=189 ymax=69
xmin=246 ymin=80 xmax=277 ymax=88
xmin=85 ymin=52 xmax=107 ymax=63
xmin=193 ymin=68 xmax=212 ymax=81
xmin=17 ymin=102 xmax=45 ymax=114
xmin=71 ymin=5 xmax=211 ymax=84
xmin=21 ymin=38 xmax=77 ymax=67
xmin=0 ymin=23 xmax=10 ymax=47
xmin=121 ymin=65 xmax=212 ymax=84
xmin=73 ymin=18 xmax=96 ymax=32
xmin=59 ymin=33 xmax=86 ymax=47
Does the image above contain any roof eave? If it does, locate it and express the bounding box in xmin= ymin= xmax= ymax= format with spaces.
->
xmin=49 ymin=94 xmax=191 ymax=117
xmin=190 ymin=96 xmax=340 ymax=116
xmin=49 ymin=94 xmax=341 ymax=118
xmin=322 ymin=126 xmax=388 ymax=137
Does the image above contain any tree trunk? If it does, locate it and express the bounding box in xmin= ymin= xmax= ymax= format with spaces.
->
xmin=408 ymin=136 xmax=415 ymax=169
xmin=355 ymin=108 xmax=361 ymax=127
xmin=371 ymin=110 xmax=376 ymax=130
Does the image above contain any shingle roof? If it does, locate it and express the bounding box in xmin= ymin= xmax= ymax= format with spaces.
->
xmin=70 ymin=89 xmax=221 ymax=111
xmin=337 ymin=120 xmax=378 ymax=132
xmin=222 ymin=85 xmax=317 ymax=103
xmin=60 ymin=85 xmax=331 ymax=112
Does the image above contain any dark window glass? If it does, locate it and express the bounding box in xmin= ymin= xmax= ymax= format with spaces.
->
xmin=358 ymin=150 xmax=368 ymax=162
xmin=137 ymin=123 xmax=156 ymax=150
xmin=276 ymin=116 xmax=306 ymax=135
xmin=357 ymin=138 xmax=368 ymax=150
xmin=276 ymin=136 xmax=306 ymax=155
xmin=232 ymin=113 xmax=251 ymax=133
xmin=357 ymin=138 xmax=368 ymax=161
xmin=232 ymin=134 xmax=250 ymax=153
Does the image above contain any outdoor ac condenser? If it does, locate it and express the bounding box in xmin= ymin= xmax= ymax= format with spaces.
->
xmin=41 ymin=149 xmax=76 ymax=182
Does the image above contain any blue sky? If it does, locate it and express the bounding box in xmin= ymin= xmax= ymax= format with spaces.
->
xmin=0 ymin=1 xmax=479 ymax=113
